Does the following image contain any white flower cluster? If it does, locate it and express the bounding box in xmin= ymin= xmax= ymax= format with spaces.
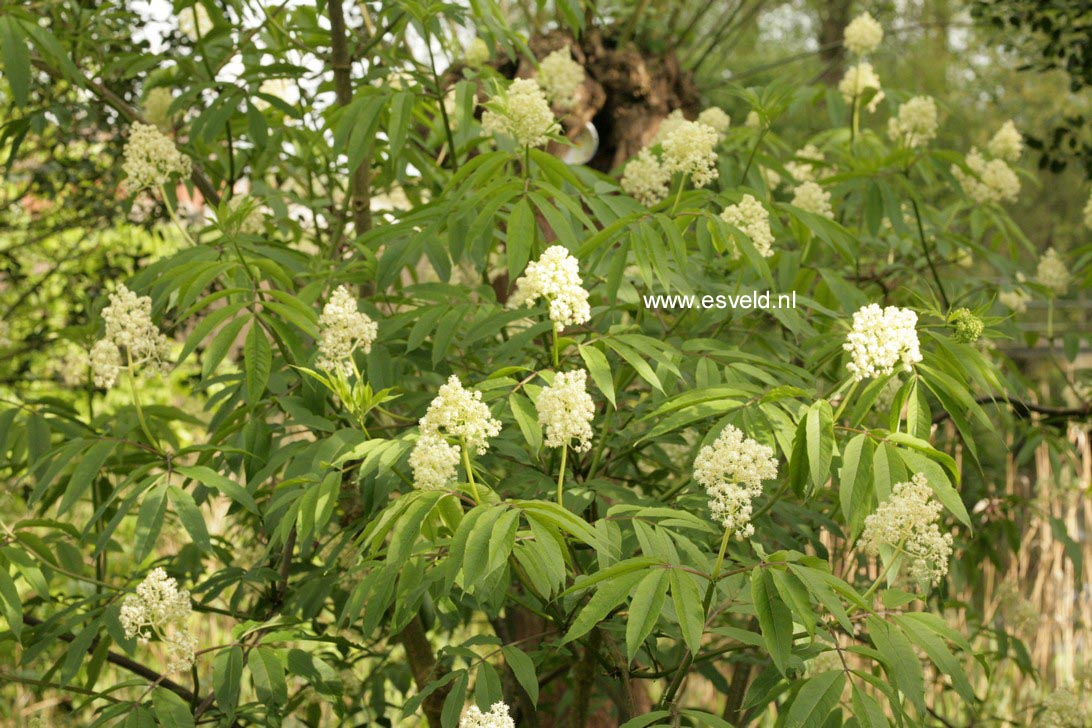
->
xmin=481 ymin=78 xmax=556 ymax=149
xmin=844 ymin=12 xmax=883 ymax=55
xmin=998 ymin=289 xmax=1029 ymax=313
xmin=91 ymin=283 xmax=171 ymax=389
xmin=142 ymin=87 xmax=175 ymax=130
xmin=693 ymin=424 xmax=778 ymax=538
xmin=537 ymin=48 xmax=585 ymax=108
xmin=316 ymin=285 xmax=378 ymax=375
xmin=745 ymin=110 xmax=762 ymax=130
xmin=122 ymin=122 xmax=192 ymax=193
xmin=120 ymin=568 xmax=198 ymax=673
xmin=621 ymin=149 xmax=671 ymax=206
xmin=536 ymin=369 xmax=595 ymax=453
xmin=459 ymin=702 xmax=516 ymax=728
xmin=862 ymin=473 xmax=954 ymax=586
xmin=952 ymin=147 xmax=1020 ymax=205
xmin=697 ymin=107 xmax=731 ymax=135
xmin=408 ymin=431 xmax=461 ymax=490
xmin=784 ymin=144 xmax=825 ymax=184
xmin=661 ymin=120 xmax=719 ymax=187
xmin=1043 ymin=687 xmax=1088 ymax=728
xmin=720 ymin=194 xmax=775 ymax=258
xmin=1084 ymin=190 xmax=1092 ymax=229
xmin=419 ymin=375 xmax=502 ymax=455
xmin=465 ymin=38 xmax=490 ymax=68
xmin=844 ymin=304 xmax=922 ymax=381
xmin=178 ymin=4 xmax=212 ymax=41
xmin=509 ymin=245 xmax=591 ymax=328
xmin=839 ymin=62 xmax=884 ymax=113
xmin=887 ymin=96 xmax=938 ymax=148
xmin=988 ymin=120 xmax=1023 ymax=162
xmin=1036 ymin=247 xmax=1069 ymax=294
xmin=651 ymin=109 xmax=687 ymax=146
xmin=760 ymin=166 xmax=781 ymax=191
xmin=791 ymin=181 xmax=833 ymax=219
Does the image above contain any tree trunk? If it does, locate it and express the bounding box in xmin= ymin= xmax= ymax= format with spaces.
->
xmin=817 ymin=0 xmax=852 ymax=85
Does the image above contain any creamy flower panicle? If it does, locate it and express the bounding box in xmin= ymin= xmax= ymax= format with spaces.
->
xmin=621 ymin=149 xmax=671 ymax=206
xmin=459 ymin=702 xmax=516 ymax=728
xmin=1000 ymin=276 xmax=1030 ymax=314
xmin=509 ymin=245 xmax=591 ymax=327
xmin=178 ymin=3 xmax=212 ymax=41
xmin=784 ymin=144 xmax=825 ymax=184
xmin=408 ymin=431 xmax=461 ymax=490
xmin=791 ymin=181 xmax=833 ymax=219
xmin=661 ymin=120 xmax=719 ymax=187
xmin=839 ymin=62 xmax=884 ymax=112
xmin=988 ymin=120 xmax=1023 ymax=162
xmin=142 ymin=87 xmax=175 ymax=129
xmin=1043 ymin=688 xmax=1088 ymax=728
xmin=465 ymin=37 xmax=490 ymax=68
xmin=481 ymin=78 xmax=556 ymax=149
xmin=120 ymin=568 xmax=198 ymax=673
xmin=720 ymin=194 xmax=775 ymax=258
xmin=698 ymin=107 xmax=731 ymax=135
xmin=760 ymin=166 xmax=782 ymax=191
xmin=122 ymin=122 xmax=192 ymax=193
xmin=862 ymin=473 xmax=954 ymax=586
xmin=651 ymin=109 xmax=687 ymax=146
xmin=419 ymin=375 xmax=502 ymax=455
xmin=693 ymin=425 xmax=778 ymax=538
xmin=952 ymin=148 xmax=1020 ymax=205
xmin=91 ymin=283 xmax=171 ymax=389
xmin=887 ymin=96 xmax=938 ymax=148
xmin=537 ymin=48 xmax=585 ymax=108
xmin=316 ymin=285 xmax=378 ymax=376
xmin=844 ymin=304 xmax=922 ymax=381
xmin=1036 ymin=247 xmax=1069 ymax=294
xmin=844 ymin=11 xmax=883 ymax=55
xmin=536 ymin=369 xmax=596 ymax=453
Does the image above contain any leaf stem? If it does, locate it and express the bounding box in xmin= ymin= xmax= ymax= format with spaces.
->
xmin=461 ymin=440 xmax=480 ymax=504
xmin=126 ymin=351 xmax=161 ymax=453
xmin=159 ymin=185 xmax=196 ymax=246
xmin=832 ymin=379 xmax=859 ymax=422
xmin=556 ymin=444 xmax=568 ymax=507
xmin=861 ymin=537 xmax=908 ymax=603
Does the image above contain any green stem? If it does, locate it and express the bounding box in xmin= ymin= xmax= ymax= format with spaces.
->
xmin=551 ymin=323 xmax=560 ymax=368
xmin=1047 ymin=296 xmax=1055 ymax=341
xmin=659 ymin=528 xmax=732 ymax=710
xmin=740 ymin=127 xmax=767 ymax=187
xmin=832 ymin=380 xmax=859 ymax=422
xmin=159 ymin=185 xmax=196 ymax=246
xmin=669 ymin=173 xmax=688 ymax=215
xmin=705 ymin=528 xmax=732 ymax=612
xmin=126 ymin=352 xmax=160 ymax=453
xmin=462 ymin=441 xmax=481 ymax=504
xmin=585 ymin=407 xmax=613 ymax=479
xmin=861 ymin=537 xmax=907 ymax=603
xmin=910 ymin=197 xmax=950 ymax=309
xmin=556 ymin=444 xmax=568 ymax=507
xmin=850 ymin=95 xmax=860 ymax=144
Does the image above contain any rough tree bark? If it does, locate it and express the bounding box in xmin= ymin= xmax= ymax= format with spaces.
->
xmin=328 ymin=0 xmax=372 ymax=239
xmin=817 ymin=0 xmax=852 ymax=85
